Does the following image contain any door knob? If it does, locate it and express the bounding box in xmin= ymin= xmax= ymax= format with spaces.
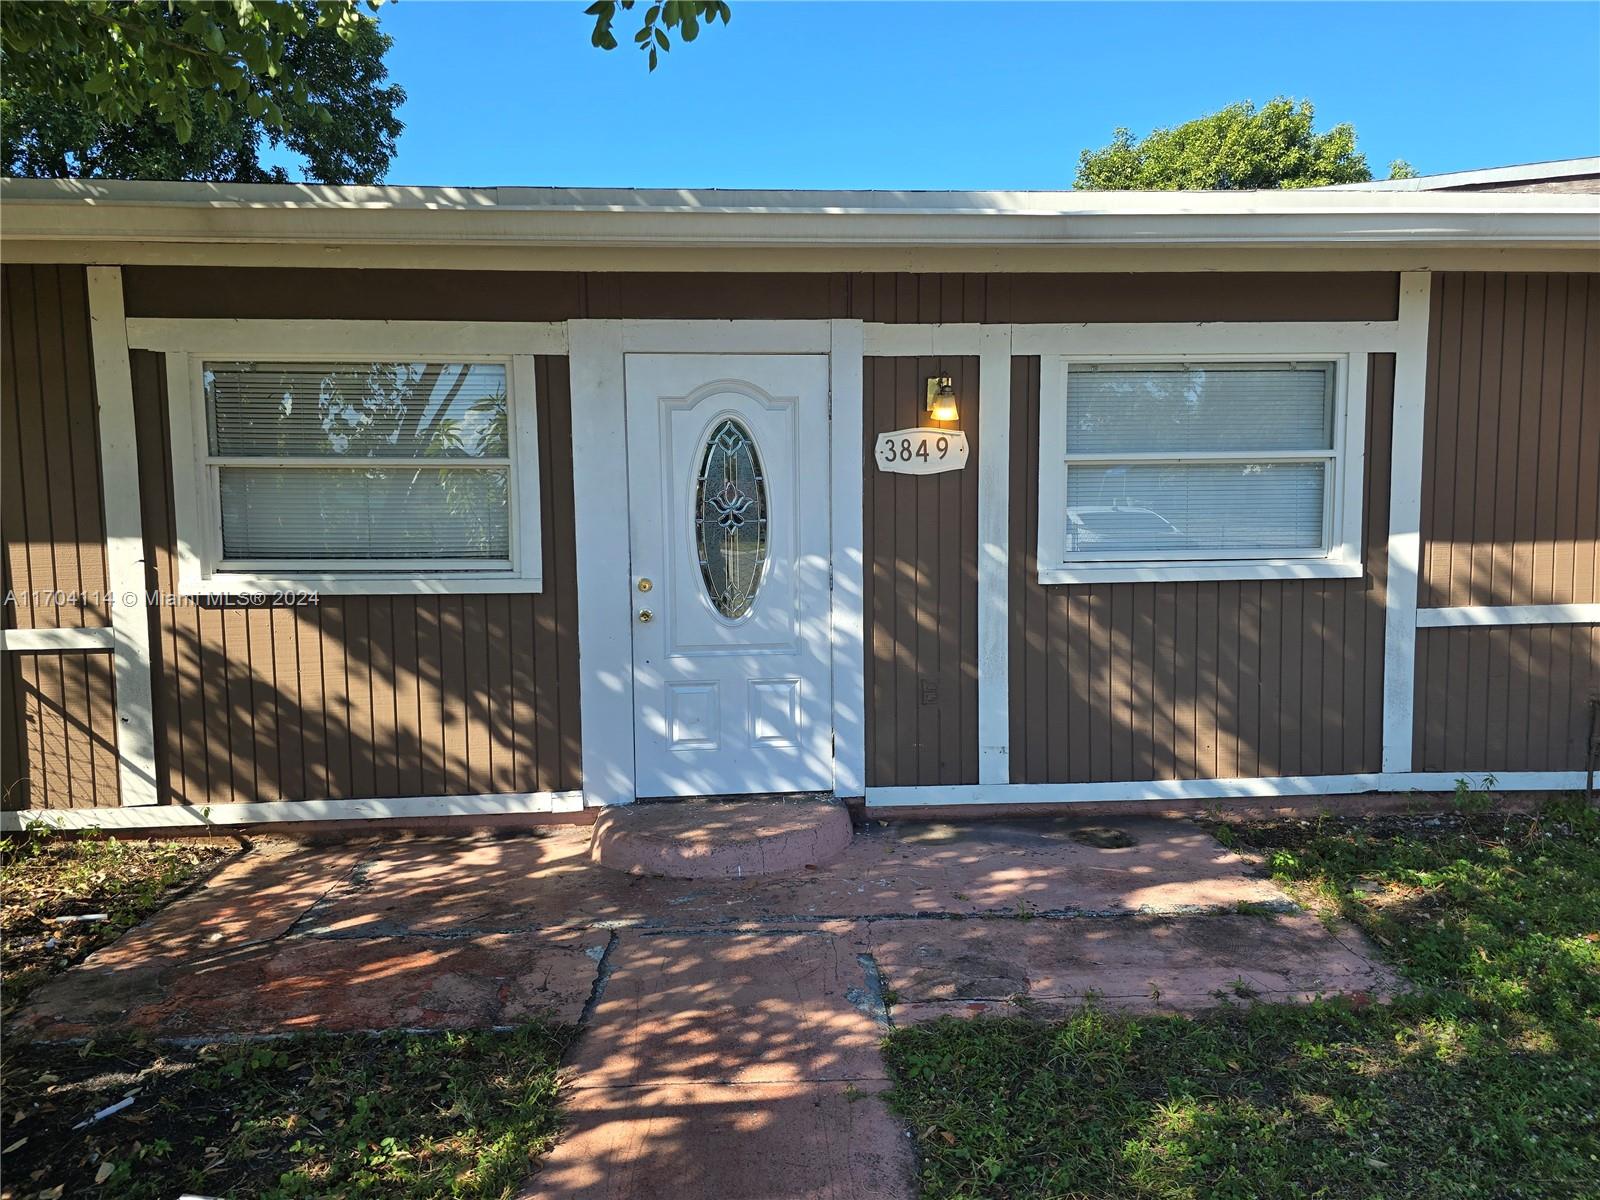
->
xmin=638 ymin=609 xmax=654 ymax=623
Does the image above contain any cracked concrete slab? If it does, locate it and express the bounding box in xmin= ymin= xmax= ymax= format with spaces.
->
xmin=566 ymin=929 xmax=884 ymax=1087
xmin=872 ymin=910 xmax=1400 ymax=1021
xmin=294 ymin=817 xmax=1286 ymax=938
xmin=15 ymin=930 xmax=605 ymax=1040
xmin=12 ymin=814 xmax=1399 ymax=1199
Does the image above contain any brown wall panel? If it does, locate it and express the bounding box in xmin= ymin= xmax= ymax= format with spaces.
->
xmin=2 ymin=264 xmax=119 ymax=810
xmin=1414 ymin=624 xmax=1599 ymax=771
xmin=3 ymin=652 xmax=120 ymax=811
xmin=1421 ymin=273 xmax=1600 ymax=607
xmin=130 ymin=351 xmax=581 ymax=805
xmin=2 ymin=265 xmax=110 ymax=630
xmin=1009 ymin=355 xmax=1394 ymax=783
xmin=123 ymin=269 xmax=1399 ymax=325
xmin=863 ymin=357 xmax=979 ymax=787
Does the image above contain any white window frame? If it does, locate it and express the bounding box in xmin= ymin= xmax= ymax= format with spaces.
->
xmin=138 ymin=321 xmax=562 ymax=596
xmin=1036 ymin=349 xmax=1370 ymax=585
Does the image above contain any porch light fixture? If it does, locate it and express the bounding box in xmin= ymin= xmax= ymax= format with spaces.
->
xmin=925 ymin=376 xmax=960 ymax=423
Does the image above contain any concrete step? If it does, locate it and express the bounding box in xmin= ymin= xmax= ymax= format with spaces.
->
xmin=589 ymin=796 xmax=853 ymax=879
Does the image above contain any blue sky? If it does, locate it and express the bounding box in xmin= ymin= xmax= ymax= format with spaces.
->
xmin=367 ymin=1 xmax=1600 ymax=188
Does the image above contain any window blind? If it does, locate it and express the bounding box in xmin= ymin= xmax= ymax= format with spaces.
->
xmin=1064 ymin=363 xmax=1333 ymax=454
xmin=1064 ymin=462 xmax=1327 ymax=555
xmin=207 ymin=361 xmax=509 ymax=459
xmin=1061 ymin=362 xmax=1335 ymax=559
xmin=204 ymin=361 xmax=512 ymax=565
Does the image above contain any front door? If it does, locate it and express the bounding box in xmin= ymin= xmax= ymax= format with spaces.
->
xmin=625 ymin=353 xmax=833 ymax=797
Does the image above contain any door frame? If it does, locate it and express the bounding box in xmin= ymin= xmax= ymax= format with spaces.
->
xmin=567 ymin=320 xmax=866 ymax=805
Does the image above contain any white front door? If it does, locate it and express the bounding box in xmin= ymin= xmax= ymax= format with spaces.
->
xmin=625 ymin=353 xmax=834 ymax=797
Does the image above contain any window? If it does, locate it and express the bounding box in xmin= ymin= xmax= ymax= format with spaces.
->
xmin=1037 ymin=356 xmax=1366 ymax=584
xmin=168 ymin=346 xmax=543 ymax=595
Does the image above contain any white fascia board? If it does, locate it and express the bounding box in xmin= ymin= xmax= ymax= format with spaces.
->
xmin=1321 ymin=157 xmax=1600 ymax=192
xmin=2 ymin=179 xmax=1596 ymax=251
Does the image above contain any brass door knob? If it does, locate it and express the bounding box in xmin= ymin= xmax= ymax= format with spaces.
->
xmin=638 ymin=609 xmax=654 ymax=623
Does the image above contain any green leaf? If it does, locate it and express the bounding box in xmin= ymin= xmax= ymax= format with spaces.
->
xmin=654 ymin=26 xmax=669 ymax=49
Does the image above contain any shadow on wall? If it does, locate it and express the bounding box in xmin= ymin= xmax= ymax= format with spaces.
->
xmin=139 ymin=596 xmax=585 ymax=808
xmin=1009 ymin=356 xmax=1400 ymax=784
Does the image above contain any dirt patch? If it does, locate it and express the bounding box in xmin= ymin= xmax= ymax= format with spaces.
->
xmin=1 ymin=834 xmax=237 ymax=1017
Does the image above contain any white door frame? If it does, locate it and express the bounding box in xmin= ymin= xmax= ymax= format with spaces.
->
xmin=567 ymin=320 xmax=865 ymax=805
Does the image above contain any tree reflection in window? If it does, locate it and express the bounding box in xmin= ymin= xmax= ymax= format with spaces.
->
xmin=206 ymin=361 xmax=511 ymax=563
xmin=694 ymin=418 xmax=768 ymax=619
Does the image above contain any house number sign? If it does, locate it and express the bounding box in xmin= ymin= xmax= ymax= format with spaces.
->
xmin=874 ymin=427 xmax=969 ymax=475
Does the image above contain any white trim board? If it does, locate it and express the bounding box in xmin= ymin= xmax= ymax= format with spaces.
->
xmin=1010 ymin=322 xmax=1401 ymax=356
xmin=1033 ymin=352 xmax=1370 ymax=586
xmin=829 ymin=319 xmax=868 ymax=797
xmin=87 ymin=267 xmax=160 ymax=807
xmin=618 ymin=320 xmax=833 ymax=354
xmin=1417 ymin=604 xmax=1600 ymax=628
xmin=1 ymin=627 xmax=117 ymax=653
xmin=125 ymin=318 xmax=568 ymax=356
xmin=0 ymin=791 xmax=587 ymax=833
xmin=1382 ymin=272 xmax=1434 ymax=772
xmin=863 ymin=322 xmax=1402 ymax=358
xmin=976 ymin=326 xmax=1013 ymax=784
xmin=567 ymin=320 xmax=636 ymax=806
xmin=865 ymin=771 xmax=1589 ymax=808
xmin=158 ymin=337 xmax=544 ymax=597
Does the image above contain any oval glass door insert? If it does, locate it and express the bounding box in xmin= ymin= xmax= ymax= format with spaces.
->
xmin=695 ymin=418 xmax=769 ymax=619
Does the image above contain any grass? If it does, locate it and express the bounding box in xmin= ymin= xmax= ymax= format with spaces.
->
xmin=0 ymin=1024 xmax=576 ymax=1200
xmin=882 ymin=795 xmax=1600 ymax=1200
xmin=1 ymin=829 xmax=234 ymax=1016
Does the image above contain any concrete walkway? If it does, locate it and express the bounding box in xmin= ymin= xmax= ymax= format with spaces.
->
xmin=14 ymin=816 xmax=1398 ymax=1199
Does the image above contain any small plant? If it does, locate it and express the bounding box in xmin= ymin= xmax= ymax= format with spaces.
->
xmin=1452 ymin=773 xmax=1498 ymax=816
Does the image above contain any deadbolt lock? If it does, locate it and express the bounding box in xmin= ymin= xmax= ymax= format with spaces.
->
xmin=638 ymin=609 xmax=654 ymax=623
xmin=638 ymin=578 xmax=653 ymax=593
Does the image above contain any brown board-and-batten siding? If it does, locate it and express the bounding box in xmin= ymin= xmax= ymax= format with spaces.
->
xmin=844 ymin=275 xmax=1397 ymax=787
xmin=1006 ymin=270 xmax=1401 ymax=785
xmin=1 ymin=264 xmax=121 ymax=810
xmin=863 ymin=357 xmax=979 ymax=788
xmin=1010 ymin=355 xmax=1395 ymax=783
xmin=4 ymin=267 xmax=1406 ymax=811
xmin=115 ymin=268 xmax=1397 ymax=797
xmin=128 ymin=351 xmax=582 ymax=807
xmin=1414 ymin=272 xmax=1600 ymax=772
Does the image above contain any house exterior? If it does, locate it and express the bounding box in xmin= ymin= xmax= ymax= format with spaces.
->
xmin=1 ymin=175 xmax=1597 ymax=832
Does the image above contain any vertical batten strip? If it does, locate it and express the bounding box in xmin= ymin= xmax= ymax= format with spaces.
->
xmin=85 ymin=267 xmax=159 ymax=806
xmin=829 ymin=319 xmax=868 ymax=796
xmin=1382 ymin=272 xmax=1434 ymax=772
xmin=976 ymin=325 xmax=1013 ymax=784
xmin=567 ymin=320 xmax=634 ymax=805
